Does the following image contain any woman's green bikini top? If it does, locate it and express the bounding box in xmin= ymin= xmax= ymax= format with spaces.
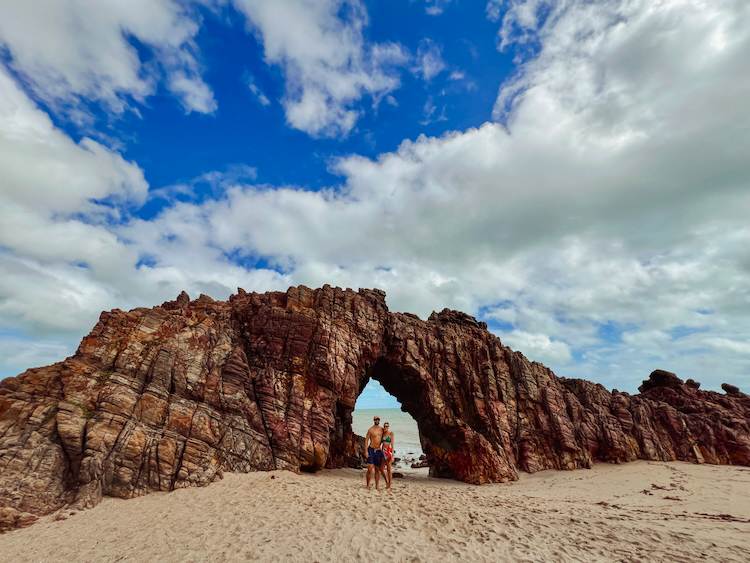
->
xmin=383 ymin=435 xmax=392 ymax=443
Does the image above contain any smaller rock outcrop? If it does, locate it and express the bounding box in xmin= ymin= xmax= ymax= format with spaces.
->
xmin=638 ymin=369 xmax=684 ymax=392
xmin=722 ymin=383 xmax=742 ymax=396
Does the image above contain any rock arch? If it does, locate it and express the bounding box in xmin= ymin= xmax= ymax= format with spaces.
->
xmin=366 ymin=354 xmax=511 ymax=482
xmin=1 ymin=285 xmax=749 ymax=531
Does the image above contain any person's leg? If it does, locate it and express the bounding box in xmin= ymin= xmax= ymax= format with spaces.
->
xmin=374 ymin=463 xmax=381 ymax=490
xmin=377 ymin=461 xmax=387 ymax=490
xmin=366 ymin=464 xmax=373 ymax=489
xmin=386 ymin=461 xmax=392 ymax=489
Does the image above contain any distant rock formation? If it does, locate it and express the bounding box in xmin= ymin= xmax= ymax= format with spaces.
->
xmin=1 ymin=285 xmax=748 ymax=531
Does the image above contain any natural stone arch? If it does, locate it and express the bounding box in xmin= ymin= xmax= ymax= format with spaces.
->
xmin=362 ymin=340 xmax=517 ymax=484
xmin=1 ymin=285 xmax=748 ymax=531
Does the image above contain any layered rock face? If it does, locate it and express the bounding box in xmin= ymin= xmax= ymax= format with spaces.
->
xmin=1 ymin=285 xmax=749 ymax=531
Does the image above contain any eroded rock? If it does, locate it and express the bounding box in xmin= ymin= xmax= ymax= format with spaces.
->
xmin=722 ymin=383 xmax=742 ymax=396
xmin=1 ymin=285 xmax=749 ymax=531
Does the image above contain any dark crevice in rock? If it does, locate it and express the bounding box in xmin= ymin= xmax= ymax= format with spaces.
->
xmin=170 ymin=440 xmax=188 ymax=492
xmin=244 ymin=348 xmax=276 ymax=470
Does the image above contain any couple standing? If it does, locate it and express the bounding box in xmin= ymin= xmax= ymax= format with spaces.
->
xmin=364 ymin=415 xmax=395 ymax=490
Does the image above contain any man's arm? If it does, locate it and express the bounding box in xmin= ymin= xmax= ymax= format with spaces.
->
xmin=363 ymin=429 xmax=370 ymax=459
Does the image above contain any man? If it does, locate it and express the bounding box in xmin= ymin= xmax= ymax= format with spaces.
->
xmin=364 ymin=415 xmax=387 ymax=490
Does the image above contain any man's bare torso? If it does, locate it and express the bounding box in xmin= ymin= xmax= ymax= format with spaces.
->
xmin=367 ymin=425 xmax=384 ymax=448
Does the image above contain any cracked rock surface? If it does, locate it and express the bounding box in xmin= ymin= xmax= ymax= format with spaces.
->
xmin=1 ymin=285 xmax=748 ymax=531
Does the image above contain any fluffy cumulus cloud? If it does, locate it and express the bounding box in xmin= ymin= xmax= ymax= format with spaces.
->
xmin=0 ymin=63 xmax=141 ymax=337
xmin=500 ymin=330 xmax=572 ymax=365
xmin=232 ymin=0 xmax=408 ymax=136
xmin=0 ymin=52 xmax=279 ymax=369
xmin=2 ymin=0 xmax=750 ymax=394
xmin=0 ymin=0 xmax=216 ymax=114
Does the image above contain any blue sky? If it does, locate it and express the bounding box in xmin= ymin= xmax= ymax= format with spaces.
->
xmin=356 ymin=379 xmax=401 ymax=410
xmin=1 ymin=1 xmax=749 ymax=406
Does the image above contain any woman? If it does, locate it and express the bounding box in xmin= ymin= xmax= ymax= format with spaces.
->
xmin=381 ymin=422 xmax=395 ymax=489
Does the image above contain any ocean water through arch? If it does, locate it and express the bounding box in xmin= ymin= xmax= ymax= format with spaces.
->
xmin=352 ymin=409 xmax=425 ymax=461
xmin=352 ymin=379 xmax=426 ymax=468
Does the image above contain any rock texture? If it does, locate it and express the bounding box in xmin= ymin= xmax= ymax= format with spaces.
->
xmin=1 ymin=285 xmax=749 ymax=531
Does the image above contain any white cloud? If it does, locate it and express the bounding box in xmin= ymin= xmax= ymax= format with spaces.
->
xmin=0 ymin=64 xmax=144 ymax=337
xmin=497 ymin=330 xmax=572 ymax=364
xmin=622 ymin=330 xmax=671 ymax=348
xmin=413 ymin=38 xmax=446 ymax=81
xmin=424 ymin=1 xmax=452 ymax=17
xmin=705 ymin=338 xmax=750 ymax=355
xmin=150 ymin=164 xmax=259 ymax=205
xmin=232 ymin=0 xmax=407 ymax=136
xmin=168 ymin=70 xmax=218 ymax=114
xmin=487 ymin=0 xmax=555 ymax=49
xmin=248 ymin=82 xmax=271 ymax=106
xmin=420 ymin=96 xmax=447 ymax=125
xmin=0 ymin=0 xmax=216 ymax=114
xmin=0 ymin=69 xmax=148 ymax=216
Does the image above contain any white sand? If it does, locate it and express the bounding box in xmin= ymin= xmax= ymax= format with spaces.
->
xmin=1 ymin=461 xmax=748 ymax=562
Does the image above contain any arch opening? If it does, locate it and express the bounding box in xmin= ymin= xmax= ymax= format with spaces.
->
xmin=346 ymin=357 xmax=467 ymax=479
xmin=368 ymin=357 xmax=460 ymax=479
xmin=351 ymin=378 xmax=429 ymax=474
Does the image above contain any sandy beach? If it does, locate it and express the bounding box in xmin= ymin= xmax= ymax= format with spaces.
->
xmin=0 ymin=461 xmax=747 ymax=562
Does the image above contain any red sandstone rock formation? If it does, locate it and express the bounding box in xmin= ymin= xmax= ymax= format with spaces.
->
xmin=1 ymin=285 xmax=749 ymax=531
